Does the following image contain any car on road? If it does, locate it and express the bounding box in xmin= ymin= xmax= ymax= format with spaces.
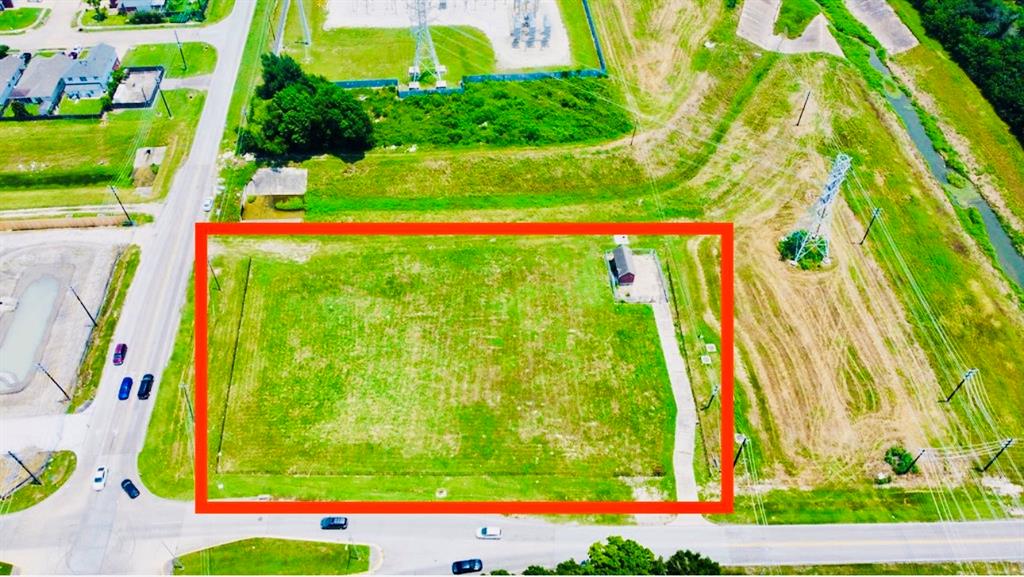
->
xmin=320 ymin=516 xmax=348 ymax=530
xmin=202 ymin=197 xmax=214 ymax=212
xmin=117 ymin=377 xmax=132 ymax=401
xmin=476 ymin=526 xmax=502 ymax=540
xmin=451 ymin=559 xmax=483 ymax=575
xmin=137 ymin=374 xmax=154 ymax=400
xmin=120 ymin=479 xmax=140 ymax=499
xmin=92 ymin=467 xmax=108 ymax=491
xmin=112 ymin=343 xmax=127 ymax=366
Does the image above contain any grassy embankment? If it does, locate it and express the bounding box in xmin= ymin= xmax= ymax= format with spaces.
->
xmin=70 ymin=245 xmax=142 ymax=412
xmin=122 ymin=43 xmax=218 ymax=78
xmin=0 ymin=90 xmax=206 ymax=211
xmin=0 ymin=452 xmax=76 ymax=515
xmin=173 ymin=538 xmax=369 ymax=575
xmin=204 ymin=236 xmax=675 ymax=503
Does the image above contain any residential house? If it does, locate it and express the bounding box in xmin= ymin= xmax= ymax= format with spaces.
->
xmin=9 ymin=53 xmax=71 ymax=115
xmin=0 ymin=54 xmax=27 ymax=111
xmin=63 ymin=44 xmax=119 ymax=99
xmin=110 ymin=0 xmax=167 ymax=13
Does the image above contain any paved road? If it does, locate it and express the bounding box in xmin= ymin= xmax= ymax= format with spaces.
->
xmin=1 ymin=1 xmax=1023 ymax=574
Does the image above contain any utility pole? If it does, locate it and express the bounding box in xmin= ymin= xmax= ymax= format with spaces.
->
xmin=174 ymin=31 xmax=187 ymax=72
xmin=109 ymin=185 xmax=134 ymax=226
xmin=159 ymin=88 xmax=173 ymax=118
xmin=6 ymin=452 xmax=42 ymax=485
xmin=901 ymin=449 xmax=926 ymax=474
xmin=36 ymin=363 xmax=71 ymax=402
xmin=68 ymin=285 xmax=98 ymax=327
xmin=630 ymin=124 xmax=637 ymax=147
xmin=209 ymin=261 xmax=222 ymax=291
xmin=795 ymin=91 xmax=811 ymax=126
xmin=941 ymin=368 xmax=979 ymax=403
xmin=733 ymin=433 xmax=749 ymax=467
xmin=701 ymin=384 xmax=719 ymax=411
xmin=978 ymin=439 xmax=1014 ymax=473
xmin=859 ymin=207 xmax=882 ymax=245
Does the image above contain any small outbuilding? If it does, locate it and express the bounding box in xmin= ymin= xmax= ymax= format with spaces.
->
xmin=244 ymin=167 xmax=308 ymax=203
xmin=610 ymin=244 xmax=636 ymax=286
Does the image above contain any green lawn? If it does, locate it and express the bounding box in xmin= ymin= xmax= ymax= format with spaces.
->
xmin=0 ymin=89 xmax=206 ymax=211
xmin=731 ymin=561 xmax=1024 ymax=575
xmin=205 ymin=235 xmax=675 ymax=502
xmin=57 ymin=97 xmax=105 ymax=116
xmin=556 ymin=0 xmax=602 ymax=69
xmin=174 ymin=538 xmax=369 ymax=575
xmin=0 ymin=7 xmax=42 ymax=31
xmin=0 ymin=452 xmax=76 ymax=515
xmin=71 ymin=245 xmax=142 ymax=412
xmin=0 ymin=561 xmax=11 ymax=575
xmin=121 ymin=43 xmax=218 ymax=78
xmin=774 ymin=0 xmax=821 ymax=38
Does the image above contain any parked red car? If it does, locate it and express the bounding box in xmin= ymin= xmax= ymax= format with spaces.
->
xmin=112 ymin=343 xmax=127 ymax=366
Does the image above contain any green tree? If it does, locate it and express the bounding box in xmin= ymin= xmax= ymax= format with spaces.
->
xmin=885 ymin=445 xmax=918 ymax=475
xmin=256 ymin=53 xmax=308 ymax=100
xmin=0 ymin=45 xmax=10 ymax=59
xmin=586 ymin=536 xmax=665 ymax=575
xmin=665 ymin=550 xmax=720 ymax=575
xmin=86 ymin=0 xmax=106 ymax=21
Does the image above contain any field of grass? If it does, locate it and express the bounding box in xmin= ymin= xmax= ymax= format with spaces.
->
xmin=0 ymin=452 xmax=76 ymax=515
xmin=174 ymin=538 xmax=369 ymax=575
xmin=71 ymin=245 xmax=142 ymax=412
xmin=556 ymin=0 xmax=602 ymax=69
xmin=0 ymin=7 xmax=42 ymax=31
xmin=121 ymin=43 xmax=218 ymax=78
xmin=774 ymin=0 xmax=820 ymax=38
xmin=731 ymin=561 xmax=1024 ymax=575
xmin=0 ymin=89 xmax=205 ymax=211
xmin=206 ymin=235 xmax=675 ymax=501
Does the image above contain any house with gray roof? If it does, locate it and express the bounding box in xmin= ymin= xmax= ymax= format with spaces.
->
xmin=0 ymin=54 xmax=28 ymax=112
xmin=111 ymin=0 xmax=167 ymax=13
xmin=10 ymin=53 xmax=71 ymax=115
xmin=63 ymin=44 xmax=119 ymax=99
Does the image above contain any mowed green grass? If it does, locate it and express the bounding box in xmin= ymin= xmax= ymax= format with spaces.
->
xmin=121 ymin=42 xmax=218 ymax=78
xmin=174 ymin=538 xmax=369 ymax=575
xmin=0 ymin=7 xmax=42 ymax=30
xmin=0 ymin=89 xmax=205 ymax=210
xmin=0 ymin=452 xmax=76 ymax=515
xmin=207 ymin=236 xmax=676 ymax=501
xmin=282 ymin=0 xmax=494 ymax=81
xmin=774 ymin=0 xmax=820 ymax=38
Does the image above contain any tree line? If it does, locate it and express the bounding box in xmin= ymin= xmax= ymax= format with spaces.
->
xmin=910 ymin=0 xmax=1024 ymax=144
xmin=491 ymin=537 xmax=721 ymax=575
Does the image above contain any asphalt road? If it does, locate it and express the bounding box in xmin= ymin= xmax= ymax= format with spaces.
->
xmin=1 ymin=1 xmax=1023 ymax=575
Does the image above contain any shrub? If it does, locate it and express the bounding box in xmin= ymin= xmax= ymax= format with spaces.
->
xmin=665 ymin=550 xmax=720 ymax=575
xmin=885 ymin=445 xmax=919 ymax=475
xmin=274 ymin=196 xmax=304 ymax=211
xmin=128 ymin=11 xmax=166 ymax=24
xmin=778 ymin=230 xmax=827 ymax=269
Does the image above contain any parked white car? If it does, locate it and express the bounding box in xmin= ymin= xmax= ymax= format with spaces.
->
xmin=92 ymin=467 xmax=108 ymax=491
xmin=476 ymin=526 xmax=502 ymax=540
xmin=201 ymin=197 xmax=214 ymax=212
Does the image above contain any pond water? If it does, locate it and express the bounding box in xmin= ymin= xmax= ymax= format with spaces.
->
xmin=0 ymin=275 xmax=60 ymax=393
xmin=868 ymin=49 xmax=1024 ymax=288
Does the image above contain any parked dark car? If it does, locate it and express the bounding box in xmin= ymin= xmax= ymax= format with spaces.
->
xmin=117 ymin=377 xmax=133 ymax=401
xmin=112 ymin=343 xmax=127 ymax=366
xmin=137 ymin=374 xmax=154 ymax=400
xmin=320 ymin=516 xmax=348 ymax=530
xmin=452 ymin=559 xmax=483 ymax=575
xmin=120 ymin=479 xmax=140 ymax=499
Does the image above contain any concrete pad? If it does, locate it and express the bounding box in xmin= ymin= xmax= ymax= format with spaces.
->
xmin=844 ymin=0 xmax=918 ymax=54
xmin=133 ymin=146 xmax=167 ymax=169
xmin=324 ymin=0 xmax=573 ymax=70
xmin=737 ymin=0 xmax=844 ymax=58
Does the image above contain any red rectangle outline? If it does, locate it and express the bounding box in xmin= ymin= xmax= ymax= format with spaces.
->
xmin=194 ymin=222 xmax=734 ymax=514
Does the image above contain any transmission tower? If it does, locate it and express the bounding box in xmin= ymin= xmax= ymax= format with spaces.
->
xmin=408 ymin=0 xmax=447 ymax=89
xmin=511 ymin=0 xmax=540 ymax=48
xmin=792 ymin=153 xmax=852 ymax=265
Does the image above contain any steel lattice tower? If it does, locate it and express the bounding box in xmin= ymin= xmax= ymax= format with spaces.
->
xmin=793 ymin=153 xmax=852 ymax=265
xmin=408 ymin=0 xmax=446 ymax=87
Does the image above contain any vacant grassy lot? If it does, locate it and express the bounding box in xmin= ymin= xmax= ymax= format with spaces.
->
xmin=206 ymin=235 xmax=675 ymax=501
xmin=0 ymin=89 xmax=205 ymax=211
xmin=0 ymin=452 xmax=76 ymax=515
xmin=0 ymin=7 xmax=42 ymax=30
xmin=174 ymin=538 xmax=369 ymax=575
xmin=121 ymin=42 xmax=218 ymax=78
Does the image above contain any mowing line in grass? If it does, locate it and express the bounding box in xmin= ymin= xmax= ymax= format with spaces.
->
xmin=214 ymin=256 xmax=252 ymax=472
